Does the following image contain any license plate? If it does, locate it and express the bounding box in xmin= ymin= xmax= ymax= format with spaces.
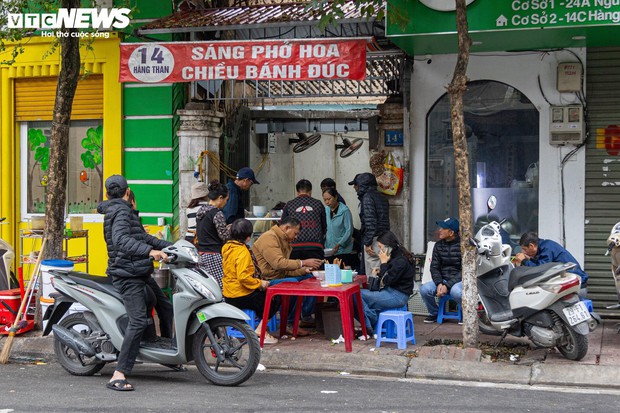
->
xmin=562 ymin=301 xmax=591 ymax=326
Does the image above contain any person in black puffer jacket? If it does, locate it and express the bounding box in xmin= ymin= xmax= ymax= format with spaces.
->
xmin=358 ymin=230 xmax=414 ymax=334
xmin=97 ymin=175 xmax=172 ymax=392
xmin=348 ymin=172 xmax=390 ymax=274
xmin=420 ymin=217 xmax=462 ymax=324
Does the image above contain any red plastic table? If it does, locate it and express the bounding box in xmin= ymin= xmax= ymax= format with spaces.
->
xmin=260 ymin=277 xmax=367 ymax=352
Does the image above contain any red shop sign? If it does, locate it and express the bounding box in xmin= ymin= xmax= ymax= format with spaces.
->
xmin=119 ymin=38 xmax=367 ymax=83
xmin=604 ymin=125 xmax=620 ymax=156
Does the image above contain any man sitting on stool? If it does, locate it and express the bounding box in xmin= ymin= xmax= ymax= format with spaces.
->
xmin=420 ymin=218 xmax=462 ymax=324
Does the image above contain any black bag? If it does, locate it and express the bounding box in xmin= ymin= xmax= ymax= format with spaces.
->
xmin=367 ymin=275 xmax=383 ymax=291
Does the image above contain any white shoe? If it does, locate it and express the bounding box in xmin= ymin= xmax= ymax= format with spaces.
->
xmin=262 ymin=333 xmax=278 ymax=344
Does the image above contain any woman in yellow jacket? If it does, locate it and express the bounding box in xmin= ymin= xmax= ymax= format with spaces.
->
xmin=222 ymin=218 xmax=280 ymax=344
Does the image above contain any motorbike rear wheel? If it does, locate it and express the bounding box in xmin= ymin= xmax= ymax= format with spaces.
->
xmin=54 ymin=313 xmax=105 ymax=376
xmin=193 ymin=317 xmax=260 ymax=386
xmin=556 ymin=321 xmax=588 ymax=361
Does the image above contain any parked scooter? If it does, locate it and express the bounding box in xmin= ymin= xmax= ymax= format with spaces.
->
xmin=43 ymin=239 xmax=260 ymax=386
xmin=473 ymin=197 xmax=597 ymax=360
xmin=0 ymin=217 xmax=17 ymax=291
xmin=605 ymin=222 xmax=620 ymax=311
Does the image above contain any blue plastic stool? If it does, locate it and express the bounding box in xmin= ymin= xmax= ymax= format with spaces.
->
xmin=437 ymin=295 xmax=462 ymax=324
xmin=580 ymin=298 xmax=594 ymax=313
xmin=242 ymin=309 xmax=279 ymax=331
xmin=376 ymin=305 xmax=408 ymax=338
xmin=375 ymin=310 xmax=416 ymax=349
xmin=228 ymin=309 xmax=279 ymax=338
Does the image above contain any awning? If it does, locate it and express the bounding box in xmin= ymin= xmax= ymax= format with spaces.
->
xmin=136 ymin=1 xmax=381 ymax=35
xmin=131 ymin=1 xmax=404 ymax=100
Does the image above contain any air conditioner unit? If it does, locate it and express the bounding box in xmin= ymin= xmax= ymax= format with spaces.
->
xmin=549 ymin=105 xmax=584 ymax=146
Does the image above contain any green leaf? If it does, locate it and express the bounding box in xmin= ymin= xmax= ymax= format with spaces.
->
xmin=27 ymin=128 xmax=46 ymax=150
xmin=34 ymin=146 xmax=49 ymax=164
xmin=81 ymin=152 xmax=95 ymax=169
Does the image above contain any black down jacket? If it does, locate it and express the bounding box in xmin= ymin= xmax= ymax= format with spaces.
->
xmin=356 ymin=173 xmax=390 ymax=246
xmin=97 ymin=198 xmax=171 ymax=278
xmin=430 ymin=236 xmax=462 ymax=289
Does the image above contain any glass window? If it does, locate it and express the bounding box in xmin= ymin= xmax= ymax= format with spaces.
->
xmin=21 ymin=120 xmax=104 ymax=216
xmin=425 ymin=80 xmax=539 ymax=247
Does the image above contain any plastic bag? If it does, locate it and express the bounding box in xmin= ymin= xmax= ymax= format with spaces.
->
xmin=377 ymin=152 xmax=403 ymax=196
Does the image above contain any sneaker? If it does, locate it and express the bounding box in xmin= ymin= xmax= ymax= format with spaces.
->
xmin=263 ymin=333 xmax=278 ymax=344
xmin=458 ymin=321 xmax=463 ymax=325
xmin=424 ymin=315 xmax=437 ymax=324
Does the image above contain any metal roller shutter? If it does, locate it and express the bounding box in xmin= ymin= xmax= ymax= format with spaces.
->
xmin=585 ymin=47 xmax=620 ymax=316
xmin=14 ymin=75 xmax=103 ymax=121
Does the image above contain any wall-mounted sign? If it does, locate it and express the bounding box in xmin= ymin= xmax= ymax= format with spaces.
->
xmin=390 ymin=0 xmax=620 ymax=35
xmin=596 ymin=125 xmax=620 ymax=156
xmin=385 ymin=130 xmax=404 ymax=147
xmin=119 ymin=38 xmax=367 ymax=83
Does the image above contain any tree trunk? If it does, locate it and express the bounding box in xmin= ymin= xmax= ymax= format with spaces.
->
xmin=44 ymin=0 xmax=81 ymax=260
xmin=447 ymin=0 xmax=477 ymax=348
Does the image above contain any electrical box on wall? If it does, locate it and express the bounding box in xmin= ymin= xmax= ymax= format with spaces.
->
xmin=267 ymin=133 xmax=277 ymax=153
xmin=258 ymin=133 xmax=277 ymax=154
xmin=557 ymin=62 xmax=583 ymax=92
xmin=549 ymin=106 xmax=584 ymax=146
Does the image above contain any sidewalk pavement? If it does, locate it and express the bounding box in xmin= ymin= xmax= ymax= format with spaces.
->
xmin=2 ymin=316 xmax=619 ymax=389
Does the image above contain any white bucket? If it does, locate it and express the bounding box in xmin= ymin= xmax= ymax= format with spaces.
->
xmin=40 ymin=259 xmax=74 ymax=301
xmin=40 ymin=296 xmax=55 ymax=330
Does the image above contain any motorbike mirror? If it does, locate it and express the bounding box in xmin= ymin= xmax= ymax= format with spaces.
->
xmin=487 ymin=195 xmax=497 ymax=212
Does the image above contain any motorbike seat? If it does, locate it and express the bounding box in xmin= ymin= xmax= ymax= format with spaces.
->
xmin=62 ymin=271 xmax=123 ymax=302
xmin=508 ymin=262 xmax=563 ymax=291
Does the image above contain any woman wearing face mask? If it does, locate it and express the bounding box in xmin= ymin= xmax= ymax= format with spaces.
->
xmin=322 ymin=188 xmax=358 ymax=270
xmin=359 ymin=230 xmax=415 ymax=334
xmin=195 ymin=180 xmax=230 ymax=288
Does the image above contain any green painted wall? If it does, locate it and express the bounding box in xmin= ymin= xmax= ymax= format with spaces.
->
xmin=120 ymin=1 xmax=185 ymax=228
xmin=124 ymin=118 xmax=173 ymax=147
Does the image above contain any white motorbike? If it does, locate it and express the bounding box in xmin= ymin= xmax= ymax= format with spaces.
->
xmin=605 ymin=222 xmax=620 ymax=311
xmin=473 ymin=201 xmax=597 ymax=360
xmin=43 ymin=239 xmax=260 ymax=386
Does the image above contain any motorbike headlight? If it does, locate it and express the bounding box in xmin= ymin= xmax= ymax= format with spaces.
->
xmin=183 ymin=246 xmax=200 ymax=263
xmin=186 ymin=274 xmax=216 ymax=300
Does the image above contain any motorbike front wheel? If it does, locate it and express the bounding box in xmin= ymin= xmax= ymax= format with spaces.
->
xmin=193 ymin=317 xmax=260 ymax=386
xmin=54 ymin=313 xmax=106 ymax=376
xmin=556 ymin=321 xmax=588 ymax=361
xmin=477 ymin=304 xmax=502 ymax=336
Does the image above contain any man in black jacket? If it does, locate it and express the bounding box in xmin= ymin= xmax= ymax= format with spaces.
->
xmin=349 ymin=173 xmax=390 ymax=275
xmin=97 ymin=175 xmax=172 ymax=391
xmin=420 ymin=218 xmax=462 ymax=324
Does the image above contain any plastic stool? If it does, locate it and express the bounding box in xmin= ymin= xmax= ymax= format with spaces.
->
xmin=580 ymin=298 xmax=594 ymax=313
xmin=375 ymin=310 xmax=416 ymax=349
xmin=241 ymin=309 xmax=279 ymax=331
xmin=228 ymin=309 xmax=279 ymax=338
xmin=376 ymin=305 xmax=408 ymax=338
xmin=437 ymin=295 xmax=462 ymax=324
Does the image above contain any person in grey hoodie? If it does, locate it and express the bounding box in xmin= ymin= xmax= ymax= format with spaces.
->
xmin=97 ymin=175 xmax=172 ymax=391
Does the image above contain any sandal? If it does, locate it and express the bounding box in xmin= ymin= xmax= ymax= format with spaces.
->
xmin=263 ymin=333 xmax=279 ymax=344
xmin=106 ymin=379 xmax=134 ymax=392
